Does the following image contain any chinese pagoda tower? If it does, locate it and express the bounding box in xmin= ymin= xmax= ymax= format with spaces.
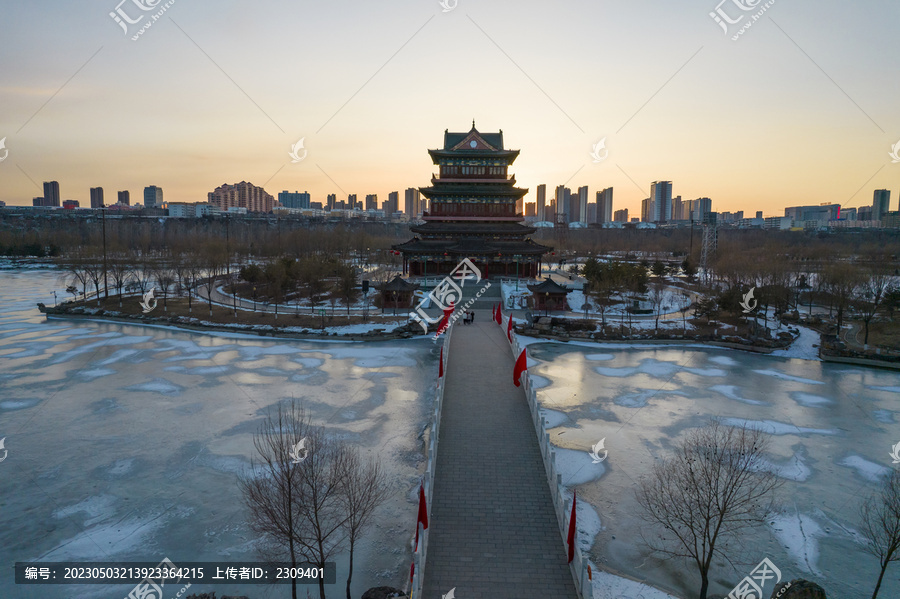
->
xmin=394 ymin=123 xmax=551 ymax=278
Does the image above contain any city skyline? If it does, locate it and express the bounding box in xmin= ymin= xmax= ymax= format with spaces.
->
xmin=2 ymin=1 xmax=900 ymax=217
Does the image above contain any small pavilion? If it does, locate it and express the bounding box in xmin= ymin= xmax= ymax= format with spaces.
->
xmin=377 ymin=275 xmax=421 ymax=311
xmin=527 ymin=277 xmax=571 ymax=312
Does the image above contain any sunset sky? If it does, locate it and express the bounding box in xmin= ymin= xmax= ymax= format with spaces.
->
xmin=1 ymin=0 xmax=899 ymax=217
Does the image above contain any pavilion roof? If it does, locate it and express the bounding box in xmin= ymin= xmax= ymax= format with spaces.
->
xmin=526 ymin=277 xmax=572 ymax=294
xmin=376 ymin=275 xmax=421 ymax=292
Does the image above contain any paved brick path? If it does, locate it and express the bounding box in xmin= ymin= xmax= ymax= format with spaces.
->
xmin=422 ymin=312 xmax=578 ymax=599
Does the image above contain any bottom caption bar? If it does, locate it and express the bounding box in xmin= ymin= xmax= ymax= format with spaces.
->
xmin=15 ymin=561 xmax=336 ymax=585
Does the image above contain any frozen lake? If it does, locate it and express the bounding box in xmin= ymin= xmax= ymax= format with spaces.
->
xmin=0 ymin=270 xmax=438 ymax=599
xmin=528 ymin=341 xmax=900 ymax=598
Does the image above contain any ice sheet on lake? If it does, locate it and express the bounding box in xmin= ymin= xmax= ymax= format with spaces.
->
xmin=838 ymin=455 xmax=890 ymax=482
xmin=615 ymin=388 xmax=687 ymax=408
xmin=53 ymin=494 xmax=118 ymax=526
xmin=584 ymin=353 xmax=615 ymax=361
xmin=709 ymin=384 xmax=767 ymax=405
xmin=719 ymin=418 xmax=838 ymax=436
xmin=753 ymin=369 xmax=825 ymax=385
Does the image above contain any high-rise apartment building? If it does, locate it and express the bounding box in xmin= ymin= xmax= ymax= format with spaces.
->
xmin=144 ymin=185 xmax=163 ymax=208
xmin=348 ymin=194 xmax=359 ymax=210
xmin=695 ymin=197 xmax=713 ymax=221
xmin=525 ymin=202 xmax=536 ymax=217
xmin=555 ymin=185 xmax=570 ymax=221
xmin=574 ymin=186 xmax=589 ymax=224
xmin=90 ymin=187 xmax=104 ymax=209
xmin=365 ymin=194 xmax=378 ymax=211
xmin=118 ymin=190 xmax=130 ymax=205
xmin=641 ymin=197 xmax=653 ymax=222
xmin=613 ymin=208 xmax=628 ymax=222
xmin=596 ymin=187 xmax=613 ymax=223
xmin=873 ymin=189 xmax=891 ymax=221
xmin=536 ymin=184 xmax=546 ymax=221
xmin=404 ymin=187 xmax=422 ymax=216
xmin=326 ymin=194 xmax=337 ymax=210
xmin=43 ymin=181 xmax=60 ymax=207
xmin=208 ymin=181 xmax=274 ymax=213
xmin=278 ymin=191 xmax=311 ymax=209
xmin=650 ymin=181 xmax=672 ymax=222
xmin=385 ymin=191 xmax=399 ymax=215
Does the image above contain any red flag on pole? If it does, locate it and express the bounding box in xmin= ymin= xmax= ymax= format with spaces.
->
xmin=495 ymin=303 xmax=502 ymax=325
xmin=438 ymin=346 xmax=444 ymax=378
xmin=507 ymin=314 xmax=513 ymax=342
xmin=436 ymin=302 xmax=455 ymax=335
xmin=492 ymin=303 xmax=497 ymax=322
xmin=410 ymin=562 xmax=415 ymax=584
xmin=415 ymin=483 xmax=429 ymax=550
xmin=567 ymin=490 xmax=577 ymax=563
xmin=513 ymin=347 xmax=527 ymax=387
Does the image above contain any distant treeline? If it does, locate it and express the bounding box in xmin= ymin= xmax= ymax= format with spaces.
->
xmin=3 ymin=212 xmax=900 ymax=262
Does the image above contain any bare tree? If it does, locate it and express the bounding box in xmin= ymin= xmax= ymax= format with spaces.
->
xmin=199 ymin=243 xmax=226 ymax=317
xmin=107 ymin=258 xmax=134 ymax=308
xmin=649 ymin=277 xmax=666 ymax=333
xmin=857 ymin=265 xmax=892 ymax=346
xmin=859 ymin=468 xmax=900 ymax=599
xmin=152 ymin=262 xmax=176 ymax=313
xmin=822 ymin=262 xmax=862 ymax=331
xmin=239 ymin=400 xmax=311 ymax=599
xmin=339 ymin=448 xmax=389 ymax=599
xmin=292 ymin=426 xmax=351 ymax=599
xmin=635 ymin=421 xmax=783 ymax=599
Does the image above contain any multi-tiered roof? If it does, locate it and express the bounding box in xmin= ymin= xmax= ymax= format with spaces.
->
xmin=394 ymin=124 xmax=551 ymax=278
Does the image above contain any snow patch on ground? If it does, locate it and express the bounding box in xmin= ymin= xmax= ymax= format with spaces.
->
xmin=78 ymin=368 xmax=116 ymax=380
xmin=719 ymin=418 xmax=838 ymax=436
xmin=771 ymin=325 xmax=820 ymax=361
xmin=553 ymin=447 xmax=607 ymax=486
xmin=873 ymin=409 xmax=895 ymax=423
xmin=529 ymin=374 xmax=551 ymax=389
xmin=541 ymin=408 xmax=569 ymax=429
xmin=837 ymin=455 xmax=890 ymax=482
xmin=753 ymin=369 xmax=825 ymax=385
xmin=756 ymin=452 xmax=812 ymax=481
xmin=867 ymin=385 xmax=900 ymax=393
xmin=769 ymin=511 xmax=825 ymax=576
xmin=615 ymin=388 xmax=687 ymax=408
xmin=709 ymin=384 xmax=767 ymax=406
xmin=124 ymin=378 xmax=184 ymax=396
xmin=790 ymin=392 xmax=832 ymax=407
xmin=709 ymin=355 xmax=739 ymax=366
xmin=590 ymin=568 xmax=681 ymax=599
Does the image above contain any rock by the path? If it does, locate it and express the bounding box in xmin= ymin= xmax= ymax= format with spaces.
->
xmin=770 ymin=579 xmax=827 ymax=599
xmin=361 ymin=586 xmax=407 ymax=599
